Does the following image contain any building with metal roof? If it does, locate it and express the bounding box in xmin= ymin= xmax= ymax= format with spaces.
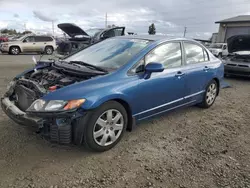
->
xmin=215 ymin=15 xmax=250 ymax=43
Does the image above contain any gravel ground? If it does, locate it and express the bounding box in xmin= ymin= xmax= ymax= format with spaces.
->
xmin=0 ymin=55 xmax=250 ymax=188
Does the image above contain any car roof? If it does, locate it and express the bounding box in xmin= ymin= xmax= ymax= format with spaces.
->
xmin=116 ymin=35 xmax=194 ymax=42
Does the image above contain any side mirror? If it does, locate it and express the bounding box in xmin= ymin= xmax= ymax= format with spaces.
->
xmin=144 ymin=62 xmax=164 ymax=79
xmin=23 ymin=40 xmax=27 ymax=43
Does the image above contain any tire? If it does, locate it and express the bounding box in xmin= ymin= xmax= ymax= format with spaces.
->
xmin=10 ymin=46 xmax=20 ymax=55
xmin=198 ymin=80 xmax=218 ymax=108
xmin=79 ymin=101 xmax=128 ymax=152
xmin=45 ymin=46 xmax=53 ymax=55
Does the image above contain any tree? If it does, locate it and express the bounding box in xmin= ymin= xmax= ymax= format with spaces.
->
xmin=107 ymin=24 xmax=117 ymax=28
xmin=148 ymin=23 xmax=156 ymax=35
xmin=22 ymin=31 xmax=32 ymax=35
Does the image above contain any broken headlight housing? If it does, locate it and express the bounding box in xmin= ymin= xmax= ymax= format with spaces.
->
xmin=27 ymin=99 xmax=85 ymax=112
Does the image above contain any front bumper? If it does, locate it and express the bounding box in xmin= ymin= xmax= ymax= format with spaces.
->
xmin=0 ymin=46 xmax=9 ymax=52
xmin=1 ymin=97 xmax=81 ymax=144
xmin=1 ymin=97 xmax=42 ymax=127
xmin=224 ymin=64 xmax=250 ymax=77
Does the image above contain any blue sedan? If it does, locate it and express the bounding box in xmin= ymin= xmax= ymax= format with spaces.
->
xmin=1 ymin=35 xmax=224 ymax=151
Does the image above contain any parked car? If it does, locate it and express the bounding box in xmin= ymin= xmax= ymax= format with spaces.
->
xmin=56 ymin=23 xmax=125 ymax=57
xmin=0 ymin=36 xmax=8 ymax=43
xmin=208 ymin=43 xmax=228 ymax=58
xmin=224 ymin=35 xmax=250 ymax=77
xmin=1 ymin=36 xmax=224 ymax=152
xmin=0 ymin=35 xmax=57 ymax=55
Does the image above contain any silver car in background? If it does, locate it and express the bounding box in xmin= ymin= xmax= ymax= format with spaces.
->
xmin=224 ymin=35 xmax=250 ymax=77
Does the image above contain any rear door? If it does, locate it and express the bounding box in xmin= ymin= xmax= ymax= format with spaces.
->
xmin=101 ymin=27 xmax=125 ymax=40
xmin=22 ymin=36 xmax=36 ymax=52
xmin=182 ymin=41 xmax=214 ymax=102
xmin=35 ymin=36 xmax=52 ymax=52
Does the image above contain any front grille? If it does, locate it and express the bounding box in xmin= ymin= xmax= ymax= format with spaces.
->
xmin=227 ymin=70 xmax=250 ymax=76
xmin=238 ymin=64 xmax=249 ymax=68
xmin=50 ymin=124 xmax=72 ymax=144
xmin=227 ymin=63 xmax=237 ymax=66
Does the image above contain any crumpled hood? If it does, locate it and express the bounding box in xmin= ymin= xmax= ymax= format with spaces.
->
xmin=57 ymin=23 xmax=89 ymax=37
xmin=227 ymin=35 xmax=250 ymax=53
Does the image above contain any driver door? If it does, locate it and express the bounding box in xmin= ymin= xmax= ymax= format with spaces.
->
xmin=134 ymin=42 xmax=187 ymax=120
xmin=22 ymin=36 xmax=36 ymax=52
xmin=101 ymin=27 xmax=125 ymax=40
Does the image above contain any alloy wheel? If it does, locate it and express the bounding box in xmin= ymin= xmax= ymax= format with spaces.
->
xmin=46 ymin=48 xmax=52 ymax=55
xmin=206 ymin=83 xmax=217 ymax=105
xmin=93 ymin=109 xmax=124 ymax=146
xmin=11 ymin=47 xmax=19 ymax=55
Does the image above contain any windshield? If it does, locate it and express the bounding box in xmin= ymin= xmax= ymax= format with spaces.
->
xmin=209 ymin=44 xmax=223 ymax=49
xmin=14 ymin=35 xmax=29 ymax=41
xmin=65 ymin=38 xmax=151 ymax=69
xmin=86 ymin=28 xmax=103 ymax=37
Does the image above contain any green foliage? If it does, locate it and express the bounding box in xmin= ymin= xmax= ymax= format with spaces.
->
xmin=148 ymin=23 xmax=156 ymax=35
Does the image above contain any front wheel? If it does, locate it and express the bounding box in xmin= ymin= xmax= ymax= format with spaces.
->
xmin=10 ymin=46 xmax=20 ymax=55
xmin=81 ymin=101 xmax=128 ymax=152
xmin=199 ymin=80 xmax=218 ymax=108
xmin=45 ymin=46 xmax=53 ymax=55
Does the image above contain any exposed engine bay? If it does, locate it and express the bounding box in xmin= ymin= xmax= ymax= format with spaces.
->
xmin=229 ymin=54 xmax=250 ymax=62
xmin=7 ymin=61 xmax=105 ymax=111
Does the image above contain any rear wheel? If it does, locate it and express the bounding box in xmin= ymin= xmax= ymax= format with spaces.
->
xmin=45 ymin=46 xmax=53 ymax=55
xmin=199 ymin=80 xmax=218 ymax=108
xmin=10 ymin=46 xmax=20 ymax=55
xmin=80 ymin=101 xmax=128 ymax=152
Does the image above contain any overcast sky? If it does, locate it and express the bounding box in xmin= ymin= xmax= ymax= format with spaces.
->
xmin=1 ymin=0 xmax=250 ymax=39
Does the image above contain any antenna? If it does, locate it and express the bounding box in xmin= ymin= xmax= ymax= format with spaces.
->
xmin=52 ymin=21 xmax=55 ymax=36
xmin=183 ymin=27 xmax=187 ymax=37
xmin=105 ymin=13 xmax=107 ymax=28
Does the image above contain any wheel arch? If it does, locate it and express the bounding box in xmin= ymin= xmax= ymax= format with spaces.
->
xmin=45 ymin=45 xmax=54 ymax=51
xmin=84 ymin=95 xmax=134 ymax=132
xmin=112 ymin=98 xmax=134 ymax=132
xmin=213 ymin=77 xmax=220 ymax=96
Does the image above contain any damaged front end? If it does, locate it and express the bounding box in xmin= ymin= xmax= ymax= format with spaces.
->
xmin=1 ymin=60 xmax=105 ymax=144
xmin=224 ymin=35 xmax=250 ymax=77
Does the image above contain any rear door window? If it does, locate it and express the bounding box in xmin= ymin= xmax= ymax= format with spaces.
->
xmin=184 ymin=42 xmax=206 ymax=64
xmin=35 ymin=36 xmax=53 ymax=42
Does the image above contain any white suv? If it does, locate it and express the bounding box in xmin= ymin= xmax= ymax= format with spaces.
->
xmin=208 ymin=43 xmax=228 ymax=58
xmin=0 ymin=35 xmax=57 ymax=55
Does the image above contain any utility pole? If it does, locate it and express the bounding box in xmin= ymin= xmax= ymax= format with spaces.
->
xmin=183 ymin=26 xmax=187 ymax=37
xmin=24 ymin=23 xmax=26 ymax=31
xmin=52 ymin=21 xmax=55 ymax=36
xmin=105 ymin=12 xmax=107 ymax=28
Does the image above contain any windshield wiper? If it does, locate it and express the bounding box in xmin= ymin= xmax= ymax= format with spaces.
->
xmin=69 ymin=61 xmax=108 ymax=73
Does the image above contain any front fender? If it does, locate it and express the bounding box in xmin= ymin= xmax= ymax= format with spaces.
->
xmin=81 ymin=93 xmax=129 ymax=110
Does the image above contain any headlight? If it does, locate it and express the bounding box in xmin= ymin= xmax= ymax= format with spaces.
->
xmin=45 ymin=100 xmax=67 ymax=111
xmin=27 ymin=99 xmax=86 ymax=112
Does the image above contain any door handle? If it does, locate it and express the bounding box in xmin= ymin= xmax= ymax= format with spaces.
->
xmin=33 ymin=43 xmax=36 ymax=45
xmin=44 ymin=43 xmax=46 ymax=44
xmin=175 ymin=71 xmax=185 ymax=78
xmin=203 ymin=66 xmax=210 ymax=71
